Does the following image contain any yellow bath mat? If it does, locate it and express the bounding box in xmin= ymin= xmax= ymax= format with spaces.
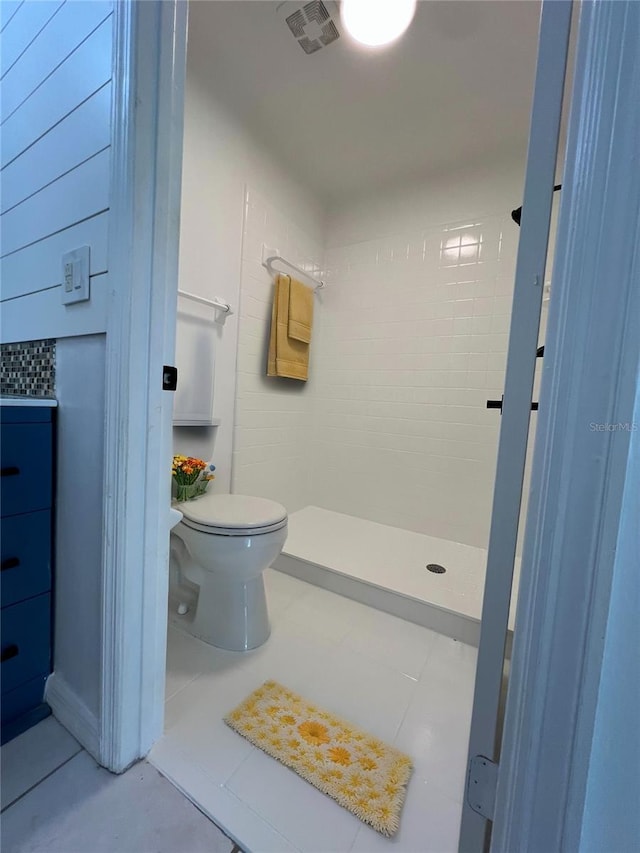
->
xmin=224 ymin=680 xmax=413 ymax=836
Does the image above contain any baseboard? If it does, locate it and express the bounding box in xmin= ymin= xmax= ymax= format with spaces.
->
xmin=45 ymin=672 xmax=101 ymax=762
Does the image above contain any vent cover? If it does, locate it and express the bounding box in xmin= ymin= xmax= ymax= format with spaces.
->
xmin=281 ymin=1 xmax=340 ymax=54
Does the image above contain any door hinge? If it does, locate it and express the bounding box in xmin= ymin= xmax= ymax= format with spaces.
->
xmin=466 ymin=755 xmax=499 ymax=820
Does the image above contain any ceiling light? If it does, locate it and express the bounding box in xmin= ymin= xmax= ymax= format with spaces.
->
xmin=341 ymin=0 xmax=417 ymax=48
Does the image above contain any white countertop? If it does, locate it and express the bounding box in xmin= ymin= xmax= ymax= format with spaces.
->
xmin=1 ymin=397 xmax=58 ymax=407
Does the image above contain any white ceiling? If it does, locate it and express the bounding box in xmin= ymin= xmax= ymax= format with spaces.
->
xmin=187 ymin=1 xmax=543 ymax=207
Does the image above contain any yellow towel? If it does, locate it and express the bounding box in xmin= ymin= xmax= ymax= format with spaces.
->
xmin=267 ymin=275 xmax=310 ymax=381
xmin=287 ymin=276 xmax=314 ymax=343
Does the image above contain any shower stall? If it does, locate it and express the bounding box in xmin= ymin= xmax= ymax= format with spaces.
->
xmin=230 ymin=171 xmax=553 ymax=648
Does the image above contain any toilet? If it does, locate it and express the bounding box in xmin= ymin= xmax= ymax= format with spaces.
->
xmin=169 ymin=492 xmax=288 ymax=651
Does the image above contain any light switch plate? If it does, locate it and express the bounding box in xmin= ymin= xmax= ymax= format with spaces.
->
xmin=61 ymin=246 xmax=90 ymax=305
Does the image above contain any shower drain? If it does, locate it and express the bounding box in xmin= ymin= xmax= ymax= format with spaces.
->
xmin=426 ymin=563 xmax=446 ymax=574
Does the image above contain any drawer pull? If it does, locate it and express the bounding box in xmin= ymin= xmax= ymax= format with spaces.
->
xmin=1 ymin=467 xmax=20 ymax=477
xmin=1 ymin=644 xmax=19 ymax=663
xmin=1 ymin=557 xmax=20 ymax=571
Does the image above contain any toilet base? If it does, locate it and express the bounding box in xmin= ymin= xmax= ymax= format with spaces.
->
xmin=191 ymin=573 xmax=271 ymax=651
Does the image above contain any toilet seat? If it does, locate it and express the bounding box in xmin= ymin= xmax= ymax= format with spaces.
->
xmin=179 ymin=493 xmax=287 ymax=537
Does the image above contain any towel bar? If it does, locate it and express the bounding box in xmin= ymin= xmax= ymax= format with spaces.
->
xmin=262 ymin=253 xmax=325 ymax=291
xmin=177 ymin=289 xmax=232 ymax=314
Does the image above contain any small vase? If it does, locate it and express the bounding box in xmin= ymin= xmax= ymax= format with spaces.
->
xmin=175 ymin=481 xmax=208 ymax=502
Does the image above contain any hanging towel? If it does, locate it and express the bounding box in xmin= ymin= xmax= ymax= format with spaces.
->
xmin=287 ymin=276 xmax=314 ymax=343
xmin=267 ymin=274 xmax=310 ymax=381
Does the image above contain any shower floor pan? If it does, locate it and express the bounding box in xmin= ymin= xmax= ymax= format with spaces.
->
xmin=273 ymin=506 xmax=519 ymax=649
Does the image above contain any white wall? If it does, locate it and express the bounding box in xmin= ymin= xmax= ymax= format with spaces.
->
xmin=232 ymin=186 xmax=324 ymax=511
xmin=176 ymin=56 xmax=324 ymax=508
xmin=53 ymin=335 xmax=106 ymax=719
xmin=0 ymin=0 xmax=114 ymax=749
xmin=314 ymin=160 xmax=527 ymax=547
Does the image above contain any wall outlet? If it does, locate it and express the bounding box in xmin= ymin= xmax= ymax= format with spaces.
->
xmin=61 ymin=246 xmax=90 ymax=305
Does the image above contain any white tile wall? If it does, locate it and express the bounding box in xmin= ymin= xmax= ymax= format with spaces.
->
xmin=229 ymin=167 xmax=551 ymax=550
xmin=311 ymin=212 xmax=519 ymax=548
xmin=231 ymin=187 xmax=324 ymax=512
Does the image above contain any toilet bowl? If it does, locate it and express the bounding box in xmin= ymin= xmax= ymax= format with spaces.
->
xmin=170 ymin=493 xmax=287 ymax=651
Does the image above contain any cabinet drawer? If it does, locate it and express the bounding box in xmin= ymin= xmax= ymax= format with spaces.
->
xmin=1 ymin=674 xmax=48 ymax=731
xmin=1 ymin=423 xmax=52 ymax=517
xmin=1 ymin=511 xmax=52 ymax=608
xmin=1 ymin=594 xmax=51 ymax=694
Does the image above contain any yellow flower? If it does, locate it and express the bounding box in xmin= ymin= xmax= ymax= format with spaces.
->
xmin=376 ymin=804 xmax=393 ymax=823
xmin=359 ymin=756 xmax=378 ymax=771
xmin=335 ymin=728 xmax=354 ymax=743
xmin=355 ymin=795 xmax=372 ymax=813
xmin=365 ymin=738 xmax=386 ymax=757
xmin=338 ymin=783 xmax=357 ymax=802
xmin=265 ymin=704 xmax=281 ymax=718
xmin=298 ymin=720 xmax=331 ymax=746
xmin=327 ymin=746 xmax=351 ymax=766
xmin=280 ymin=714 xmax=296 ymax=726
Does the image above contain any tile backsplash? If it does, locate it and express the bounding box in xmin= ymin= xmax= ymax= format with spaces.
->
xmin=0 ymin=339 xmax=56 ymax=398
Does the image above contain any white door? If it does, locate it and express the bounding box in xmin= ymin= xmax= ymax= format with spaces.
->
xmin=458 ymin=1 xmax=573 ymax=849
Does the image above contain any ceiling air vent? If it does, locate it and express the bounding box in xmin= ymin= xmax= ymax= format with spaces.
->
xmin=278 ymin=1 xmax=341 ymax=55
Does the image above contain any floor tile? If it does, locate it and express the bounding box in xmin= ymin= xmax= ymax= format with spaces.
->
xmin=165 ymin=624 xmax=236 ymax=701
xmin=350 ymin=776 xmax=462 ymax=853
xmin=227 ymin=748 xmax=361 ymax=853
xmin=1 ymin=751 xmax=234 ymax=853
xmin=340 ymin=607 xmax=439 ymax=680
xmin=1 ymin=716 xmax=81 ymax=811
xmin=263 ymin=568 xmax=309 ymax=619
xmin=158 ymin=572 xmax=477 ymax=852
xmin=283 ymin=583 xmax=374 ymax=645
xmin=394 ymin=637 xmax=478 ymax=804
xmin=149 ymin=738 xmax=297 ymax=853
xmin=163 ymin=667 xmax=260 ymax=784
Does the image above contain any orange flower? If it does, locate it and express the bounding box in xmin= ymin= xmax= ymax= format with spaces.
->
xmin=298 ymin=720 xmax=330 ymax=746
xmin=328 ymin=746 xmax=352 ymax=766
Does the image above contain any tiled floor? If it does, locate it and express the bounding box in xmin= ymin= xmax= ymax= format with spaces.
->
xmin=151 ymin=568 xmax=478 ymax=853
xmin=1 ymin=718 xmax=235 ymax=853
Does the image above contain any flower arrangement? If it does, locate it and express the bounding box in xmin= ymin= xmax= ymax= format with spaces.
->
xmin=172 ymin=455 xmax=216 ymax=502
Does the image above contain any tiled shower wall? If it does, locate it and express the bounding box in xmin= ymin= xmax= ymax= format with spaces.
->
xmin=231 ymin=163 xmax=546 ymax=550
xmin=231 ymin=187 xmax=324 ymax=511
xmin=307 ymin=163 xmax=532 ymax=550
xmin=0 ymin=339 xmax=56 ymax=397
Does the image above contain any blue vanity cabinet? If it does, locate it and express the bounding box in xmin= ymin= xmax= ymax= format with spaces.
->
xmin=1 ymin=405 xmax=55 ymax=744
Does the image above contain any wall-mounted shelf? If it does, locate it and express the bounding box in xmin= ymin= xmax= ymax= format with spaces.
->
xmin=173 ymin=418 xmax=221 ymax=428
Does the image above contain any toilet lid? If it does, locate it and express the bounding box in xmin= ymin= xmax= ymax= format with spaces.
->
xmin=179 ymin=493 xmax=287 ymax=532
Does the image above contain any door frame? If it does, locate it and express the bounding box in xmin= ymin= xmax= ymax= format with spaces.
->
xmin=99 ymin=12 xmax=640 ymax=852
xmin=492 ymin=1 xmax=640 ymax=848
xmin=459 ymin=0 xmax=573 ymax=847
xmin=100 ymin=0 xmax=187 ymax=772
